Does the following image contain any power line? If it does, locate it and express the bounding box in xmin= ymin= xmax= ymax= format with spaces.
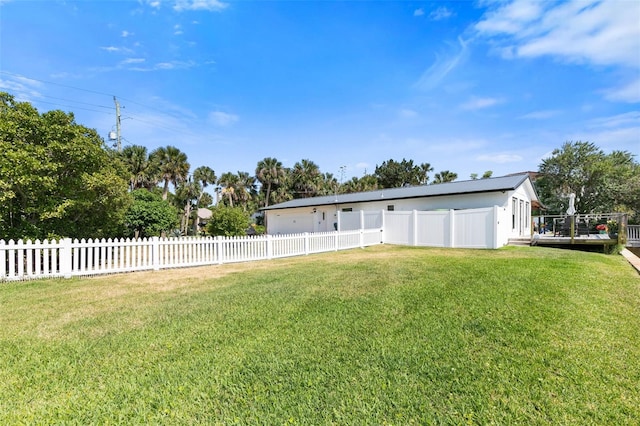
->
xmin=13 ymin=98 xmax=114 ymax=116
xmin=0 ymin=70 xmax=115 ymax=97
xmin=2 ymin=70 xmax=208 ymax=139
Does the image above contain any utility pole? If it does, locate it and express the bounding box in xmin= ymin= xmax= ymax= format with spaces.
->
xmin=113 ymin=96 xmax=122 ymax=153
xmin=339 ymin=165 xmax=346 ymax=184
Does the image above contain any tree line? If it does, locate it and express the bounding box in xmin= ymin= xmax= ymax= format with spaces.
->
xmin=1 ymin=92 xmax=638 ymax=240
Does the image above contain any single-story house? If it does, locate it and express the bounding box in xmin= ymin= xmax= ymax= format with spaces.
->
xmin=262 ymin=173 xmax=539 ymax=247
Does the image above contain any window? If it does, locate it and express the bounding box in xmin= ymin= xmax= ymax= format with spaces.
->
xmin=342 ymin=208 xmax=353 ymax=212
xmin=387 ymin=205 xmax=395 ymax=211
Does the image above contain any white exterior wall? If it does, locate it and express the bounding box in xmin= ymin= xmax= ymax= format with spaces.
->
xmin=505 ymin=182 xmax=535 ymax=238
xmin=268 ymin=207 xmax=340 ymax=235
xmin=265 ymin=182 xmax=536 ymax=246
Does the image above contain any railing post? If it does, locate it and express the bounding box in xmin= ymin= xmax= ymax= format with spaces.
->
xmin=304 ymin=232 xmax=309 ymax=255
xmin=60 ymin=238 xmax=73 ymax=279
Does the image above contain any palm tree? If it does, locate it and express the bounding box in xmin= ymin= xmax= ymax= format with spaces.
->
xmin=150 ymin=146 xmax=190 ymax=200
xmin=432 ymin=170 xmax=458 ymax=184
xmin=192 ymin=166 xmax=217 ymax=234
xmin=235 ymin=171 xmax=257 ymax=210
xmin=418 ymin=163 xmax=434 ymax=185
xmin=255 ymin=157 xmax=285 ymax=208
xmin=121 ymin=145 xmax=156 ymax=190
xmin=342 ymin=175 xmax=379 ymax=193
xmin=193 ymin=166 xmax=217 ymax=205
xmin=292 ymin=159 xmax=321 ymax=198
xmin=217 ymin=172 xmax=239 ymax=207
xmin=175 ymin=180 xmax=201 ymax=235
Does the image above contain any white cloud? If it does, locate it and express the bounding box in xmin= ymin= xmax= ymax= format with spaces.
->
xmin=603 ymin=77 xmax=640 ymax=104
xmin=570 ymin=111 xmax=640 ymax=153
xmin=174 ymin=24 xmax=183 ymax=35
xmin=173 ymin=0 xmax=227 ymax=12
xmin=475 ymin=0 xmax=640 ymax=69
xmin=476 ymin=153 xmax=523 ymax=163
xmin=460 ymin=96 xmax=502 ymax=110
xmin=0 ymin=77 xmax=42 ymax=102
xmin=414 ymin=37 xmax=469 ymax=91
xmin=413 ymin=8 xmax=424 ymax=17
xmin=154 ymin=60 xmax=195 ymax=70
xmin=121 ymin=30 xmax=133 ymax=38
xmin=589 ymin=111 xmax=640 ymax=129
xmin=429 ymin=7 xmax=454 ymax=21
xmin=100 ymin=46 xmax=134 ymax=54
xmin=121 ymin=58 xmax=146 ymax=65
xmin=519 ymin=109 xmax=562 ymax=119
xmin=209 ymin=111 xmax=239 ymax=126
xmin=399 ymin=108 xmax=418 ymax=118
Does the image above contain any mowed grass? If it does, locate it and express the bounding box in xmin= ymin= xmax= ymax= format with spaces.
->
xmin=0 ymin=245 xmax=638 ymax=424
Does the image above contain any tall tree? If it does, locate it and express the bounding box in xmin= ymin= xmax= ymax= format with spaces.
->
xmin=432 ymin=170 xmax=458 ymax=184
xmin=537 ymin=141 xmax=640 ymax=216
xmin=150 ymin=146 xmax=190 ymax=200
xmin=175 ymin=180 xmax=201 ymax=235
xmin=256 ymin=157 xmax=285 ymax=208
xmin=121 ymin=145 xmax=157 ymax=190
xmin=374 ymin=158 xmax=432 ymax=188
xmin=341 ymin=174 xmax=379 ymax=194
xmin=236 ymin=171 xmax=258 ymax=211
xmin=217 ymin=172 xmax=239 ymax=207
xmin=292 ymin=159 xmax=322 ymax=198
xmin=0 ymin=92 xmax=131 ymax=239
xmin=192 ymin=166 xmax=217 ymax=234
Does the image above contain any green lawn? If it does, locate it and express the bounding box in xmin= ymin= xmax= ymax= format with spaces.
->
xmin=1 ymin=245 xmax=638 ymax=424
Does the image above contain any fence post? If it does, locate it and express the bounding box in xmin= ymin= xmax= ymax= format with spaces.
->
xmin=266 ymin=234 xmax=273 ymax=260
xmin=412 ymin=210 xmax=418 ymax=246
xmin=380 ymin=209 xmax=386 ymax=243
xmin=493 ymin=205 xmax=500 ymax=249
xmin=335 ymin=230 xmax=339 ymax=251
xmin=217 ymin=236 xmax=224 ymax=265
xmin=360 ymin=210 xmax=365 ymax=230
xmin=304 ymin=232 xmax=309 ymax=255
xmin=336 ymin=210 xmax=341 ymax=232
xmin=360 ymin=229 xmax=364 ymax=248
xmin=0 ymin=240 xmax=5 ymax=279
xmin=152 ymin=237 xmax=160 ymax=271
xmin=449 ymin=209 xmax=456 ymax=248
xmin=60 ymin=238 xmax=73 ymax=278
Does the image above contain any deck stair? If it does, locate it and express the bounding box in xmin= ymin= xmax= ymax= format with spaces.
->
xmin=508 ymin=237 xmax=532 ymax=246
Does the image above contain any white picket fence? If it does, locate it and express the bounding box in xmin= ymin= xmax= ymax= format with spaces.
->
xmin=0 ymin=229 xmax=384 ymax=282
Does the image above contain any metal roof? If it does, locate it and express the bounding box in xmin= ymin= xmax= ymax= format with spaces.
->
xmin=262 ymin=173 xmax=534 ymax=211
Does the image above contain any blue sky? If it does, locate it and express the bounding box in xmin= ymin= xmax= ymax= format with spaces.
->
xmin=1 ymin=0 xmax=639 ymax=185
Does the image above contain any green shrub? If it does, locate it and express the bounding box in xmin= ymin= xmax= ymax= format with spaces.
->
xmin=206 ymin=206 xmax=250 ymax=236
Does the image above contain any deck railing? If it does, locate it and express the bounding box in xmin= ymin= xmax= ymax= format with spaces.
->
xmin=1 ymin=229 xmax=384 ymax=282
xmin=532 ymin=213 xmax=626 ymax=237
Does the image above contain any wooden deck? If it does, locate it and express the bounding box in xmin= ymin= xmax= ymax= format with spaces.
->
xmin=531 ymin=233 xmax=618 ymax=246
